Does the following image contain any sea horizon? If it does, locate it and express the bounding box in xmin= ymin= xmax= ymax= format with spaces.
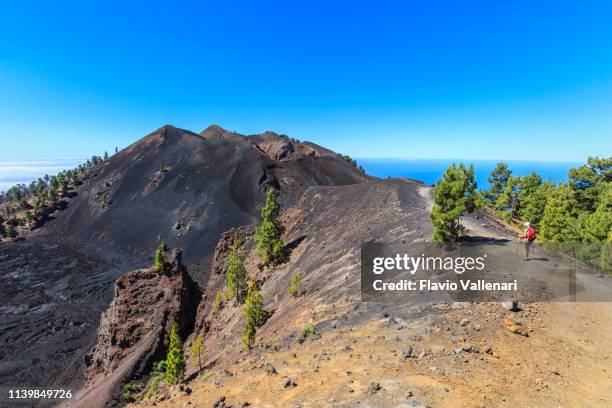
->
xmin=356 ymin=158 xmax=581 ymax=188
xmin=0 ymin=156 xmax=583 ymax=193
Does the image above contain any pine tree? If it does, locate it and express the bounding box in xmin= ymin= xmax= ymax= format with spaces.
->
xmin=540 ymin=184 xmax=580 ymax=243
xmin=288 ymin=273 xmax=301 ymax=297
xmin=495 ymin=175 xmax=522 ymax=218
xmin=49 ymin=188 xmax=59 ymax=209
xmin=569 ymin=156 xmax=611 ymax=212
xmin=254 ymin=188 xmax=285 ymax=264
xmin=243 ymin=279 xmax=265 ymax=350
xmin=576 ymin=187 xmax=612 ymax=243
xmin=6 ymin=224 xmax=17 ymax=238
xmin=521 ymin=180 xmax=554 ymax=225
xmin=165 ymin=322 xmax=184 ymax=385
xmin=190 ymin=334 xmax=205 ymax=371
xmin=104 ymin=151 xmax=109 ymax=161
xmin=430 ymin=163 xmax=477 ymax=243
xmin=37 ymin=178 xmax=46 ymax=195
xmin=24 ymin=210 xmax=33 ymax=227
xmin=243 ymin=317 xmax=256 ymax=351
xmin=226 ymin=237 xmax=247 ymax=303
xmin=154 ymin=241 xmax=166 ymax=272
xmin=485 ymin=162 xmax=511 ymax=203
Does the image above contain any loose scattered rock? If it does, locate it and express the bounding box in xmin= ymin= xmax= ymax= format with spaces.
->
xmin=403 ymin=344 xmax=414 ymax=358
xmin=502 ymin=300 xmax=520 ymax=312
xmin=367 ymin=382 xmax=382 ymax=395
xmin=462 ymin=344 xmax=472 ymax=352
xmin=212 ymin=396 xmax=226 ymax=408
xmin=339 ymin=385 xmax=354 ymax=393
xmin=504 ymin=318 xmax=529 ymax=336
xmin=264 ymin=363 xmax=277 ymax=375
xmin=282 ymin=377 xmax=297 ymax=388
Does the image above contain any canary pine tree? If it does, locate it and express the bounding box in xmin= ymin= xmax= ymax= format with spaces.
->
xmin=485 ymin=162 xmax=511 ymax=203
xmin=243 ymin=279 xmax=265 ymax=350
xmin=254 ymin=188 xmax=285 ymax=264
xmin=165 ymin=322 xmax=184 ymax=385
xmin=430 ymin=163 xmax=477 ymax=243
xmin=190 ymin=334 xmax=204 ymax=371
xmin=226 ymin=237 xmax=247 ymax=303
xmin=154 ymin=241 xmax=166 ymax=272
xmin=540 ymin=184 xmax=580 ymax=243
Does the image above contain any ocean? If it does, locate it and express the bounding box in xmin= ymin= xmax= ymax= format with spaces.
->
xmin=357 ymin=158 xmax=580 ymax=189
xmin=0 ymin=157 xmax=581 ymax=193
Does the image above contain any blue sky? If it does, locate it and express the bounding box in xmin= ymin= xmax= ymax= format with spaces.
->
xmin=1 ymin=0 xmax=611 ymax=161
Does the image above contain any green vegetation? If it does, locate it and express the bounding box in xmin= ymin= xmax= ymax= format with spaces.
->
xmin=154 ymin=241 xmax=166 ymax=272
xmin=144 ymin=360 xmax=167 ymax=399
xmin=287 ymin=273 xmax=302 ymax=297
xmin=226 ymin=237 xmax=247 ymax=302
xmin=484 ymin=162 xmax=511 ymax=204
xmin=254 ymin=188 xmax=286 ymax=265
xmin=164 ymin=322 xmax=185 ymax=385
xmin=337 ymin=153 xmax=365 ymax=174
xmin=430 ymin=163 xmax=477 ymax=242
xmin=478 ymin=156 xmax=611 ymax=272
xmin=0 ymin=151 xmax=111 ymax=237
xmin=243 ymin=279 xmax=265 ymax=351
xmin=299 ymin=324 xmax=316 ymax=343
xmin=190 ymin=334 xmax=205 ymax=371
xmin=213 ymin=290 xmax=224 ymax=311
xmin=6 ymin=224 xmax=17 ymax=238
xmin=122 ymin=382 xmax=144 ymax=403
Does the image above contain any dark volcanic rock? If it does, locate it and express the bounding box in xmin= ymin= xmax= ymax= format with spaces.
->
xmin=1 ymin=124 xmax=368 ymax=406
xmin=0 ymin=240 xmax=140 ymax=403
xmin=41 ymin=125 xmax=367 ymax=273
xmin=75 ymin=250 xmax=200 ymax=407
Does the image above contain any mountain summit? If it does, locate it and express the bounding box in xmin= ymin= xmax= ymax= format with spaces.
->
xmin=41 ymin=125 xmax=367 ymax=268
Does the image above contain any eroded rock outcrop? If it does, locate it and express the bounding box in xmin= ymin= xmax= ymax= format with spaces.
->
xmin=74 ymin=249 xmax=200 ymax=408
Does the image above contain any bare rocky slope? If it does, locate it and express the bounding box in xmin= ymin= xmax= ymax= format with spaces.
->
xmin=126 ymin=183 xmax=612 ymax=408
xmin=3 ymin=125 xmax=611 ymax=408
xmin=0 ymin=125 xmax=368 ymax=407
xmin=40 ymin=124 xmax=367 ymax=271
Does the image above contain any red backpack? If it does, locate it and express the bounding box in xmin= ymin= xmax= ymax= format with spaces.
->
xmin=527 ymin=226 xmax=537 ymax=242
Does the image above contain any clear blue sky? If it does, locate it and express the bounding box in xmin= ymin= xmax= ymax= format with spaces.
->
xmin=1 ymin=0 xmax=611 ymax=161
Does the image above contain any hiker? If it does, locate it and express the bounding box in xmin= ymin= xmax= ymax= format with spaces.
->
xmin=519 ymin=222 xmax=537 ymax=260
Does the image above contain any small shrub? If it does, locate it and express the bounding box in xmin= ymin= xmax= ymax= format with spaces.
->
xmin=287 ymin=274 xmax=301 ymax=297
xmin=144 ymin=360 xmax=166 ymax=399
xmin=122 ymin=382 xmax=144 ymax=403
xmin=213 ymin=290 xmax=224 ymax=310
xmin=299 ymin=324 xmax=316 ymax=343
